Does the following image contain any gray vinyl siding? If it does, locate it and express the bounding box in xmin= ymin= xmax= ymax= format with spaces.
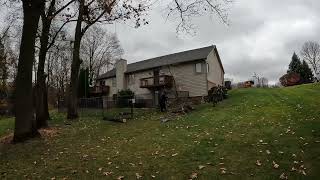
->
xmin=206 ymin=49 xmax=224 ymax=89
xmin=126 ymin=70 xmax=153 ymax=98
xmin=99 ymin=61 xmax=208 ymax=98
xmin=161 ymin=61 xmax=208 ymax=97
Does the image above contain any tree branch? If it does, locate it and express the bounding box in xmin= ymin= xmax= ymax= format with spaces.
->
xmin=47 ymin=19 xmax=77 ymax=50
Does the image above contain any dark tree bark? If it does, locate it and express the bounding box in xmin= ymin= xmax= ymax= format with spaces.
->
xmin=35 ymin=14 xmax=52 ymax=129
xmin=67 ymin=0 xmax=84 ymax=119
xmin=13 ymin=0 xmax=44 ymax=142
xmin=36 ymin=0 xmax=75 ymax=128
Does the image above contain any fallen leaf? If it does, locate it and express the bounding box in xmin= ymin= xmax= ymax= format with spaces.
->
xmin=103 ymin=172 xmax=113 ymax=176
xmin=171 ymin=153 xmax=178 ymax=157
xmin=279 ymin=173 xmax=288 ymax=179
xmin=256 ymin=160 xmax=262 ymax=166
xmin=273 ymin=161 xmax=279 ymax=169
xmin=291 ymin=167 xmax=297 ymax=171
xmin=220 ymin=168 xmax=227 ymax=174
xmin=129 ymin=163 xmax=135 ymax=167
xmin=135 ymin=173 xmax=142 ymax=179
xmin=266 ymin=150 xmax=271 ymax=154
xmin=189 ymin=172 xmax=198 ymax=179
xmin=117 ymin=176 xmax=125 ymax=180
xmin=198 ymin=165 xmax=205 ymax=170
xmin=300 ymin=170 xmax=307 ymax=176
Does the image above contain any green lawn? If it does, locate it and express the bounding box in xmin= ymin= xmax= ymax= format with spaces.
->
xmin=0 ymin=83 xmax=320 ymax=179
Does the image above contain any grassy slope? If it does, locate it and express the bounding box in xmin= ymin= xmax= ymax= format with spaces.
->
xmin=0 ymin=83 xmax=319 ymax=179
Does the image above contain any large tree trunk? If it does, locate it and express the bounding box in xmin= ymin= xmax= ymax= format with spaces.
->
xmin=67 ymin=0 xmax=84 ymax=119
xmin=35 ymin=17 xmax=51 ymax=129
xmin=13 ymin=0 xmax=44 ymax=143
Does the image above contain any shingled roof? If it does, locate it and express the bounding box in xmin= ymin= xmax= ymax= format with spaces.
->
xmin=97 ymin=45 xmax=223 ymax=80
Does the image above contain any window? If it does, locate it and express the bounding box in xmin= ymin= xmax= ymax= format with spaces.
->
xmin=207 ymin=63 xmax=209 ymax=73
xmin=128 ymin=74 xmax=135 ymax=85
xmin=195 ymin=63 xmax=203 ymax=73
xmin=112 ymin=78 xmax=116 ymax=87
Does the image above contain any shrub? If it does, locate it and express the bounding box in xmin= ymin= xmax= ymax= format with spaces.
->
xmin=207 ymin=86 xmax=228 ymax=106
xmin=279 ymin=72 xmax=301 ymax=87
xmin=117 ymin=89 xmax=134 ymax=99
xmin=116 ymin=89 xmax=135 ymax=107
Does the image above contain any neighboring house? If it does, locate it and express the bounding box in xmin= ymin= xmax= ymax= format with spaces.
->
xmin=94 ymin=45 xmax=225 ymax=105
xmin=243 ymin=81 xmax=255 ymax=88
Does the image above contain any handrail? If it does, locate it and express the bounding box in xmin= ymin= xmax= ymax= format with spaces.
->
xmin=140 ymin=75 xmax=172 ymax=81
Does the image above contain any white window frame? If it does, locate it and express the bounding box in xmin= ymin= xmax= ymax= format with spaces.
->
xmin=128 ymin=74 xmax=135 ymax=85
xmin=195 ymin=63 xmax=202 ymax=73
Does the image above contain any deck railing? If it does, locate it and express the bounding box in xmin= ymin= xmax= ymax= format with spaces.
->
xmin=140 ymin=75 xmax=173 ymax=88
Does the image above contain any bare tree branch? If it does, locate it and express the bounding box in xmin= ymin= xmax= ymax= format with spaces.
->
xmin=301 ymin=41 xmax=320 ymax=78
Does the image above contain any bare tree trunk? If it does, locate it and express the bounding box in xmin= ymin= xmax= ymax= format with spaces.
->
xmin=35 ymin=0 xmax=57 ymax=129
xmin=13 ymin=0 xmax=44 ymax=142
xmin=67 ymin=0 xmax=84 ymax=119
xmin=35 ymin=18 xmax=51 ymax=129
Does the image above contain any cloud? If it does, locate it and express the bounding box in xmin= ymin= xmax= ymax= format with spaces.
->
xmin=1 ymin=0 xmax=319 ymax=85
xmin=105 ymin=0 xmax=320 ymax=83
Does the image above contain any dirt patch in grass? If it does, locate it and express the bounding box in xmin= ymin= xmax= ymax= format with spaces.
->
xmin=0 ymin=127 xmax=60 ymax=144
xmin=39 ymin=127 xmax=60 ymax=138
xmin=0 ymin=134 xmax=12 ymax=144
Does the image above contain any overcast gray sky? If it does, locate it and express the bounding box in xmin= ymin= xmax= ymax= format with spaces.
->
xmin=1 ymin=0 xmax=319 ymax=84
xmin=104 ymin=0 xmax=320 ymax=84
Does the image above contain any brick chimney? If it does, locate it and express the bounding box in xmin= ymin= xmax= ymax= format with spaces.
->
xmin=115 ymin=59 xmax=127 ymax=91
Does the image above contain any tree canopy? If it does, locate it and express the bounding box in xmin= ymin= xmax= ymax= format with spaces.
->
xmin=287 ymin=52 xmax=302 ymax=74
xmin=286 ymin=52 xmax=314 ymax=84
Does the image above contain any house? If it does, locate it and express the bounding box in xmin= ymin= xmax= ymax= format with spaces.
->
xmin=94 ymin=45 xmax=225 ymax=105
xmin=243 ymin=81 xmax=255 ymax=88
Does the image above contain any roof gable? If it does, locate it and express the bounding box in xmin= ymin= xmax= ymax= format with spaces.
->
xmin=97 ymin=45 xmax=216 ymax=80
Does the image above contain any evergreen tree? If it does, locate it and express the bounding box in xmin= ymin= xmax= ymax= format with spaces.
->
xmin=300 ymin=60 xmax=314 ymax=83
xmin=287 ymin=52 xmax=302 ymax=74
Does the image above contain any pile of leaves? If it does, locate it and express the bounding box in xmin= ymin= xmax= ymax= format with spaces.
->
xmin=0 ymin=127 xmax=60 ymax=144
xmin=168 ymin=100 xmax=195 ymax=114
